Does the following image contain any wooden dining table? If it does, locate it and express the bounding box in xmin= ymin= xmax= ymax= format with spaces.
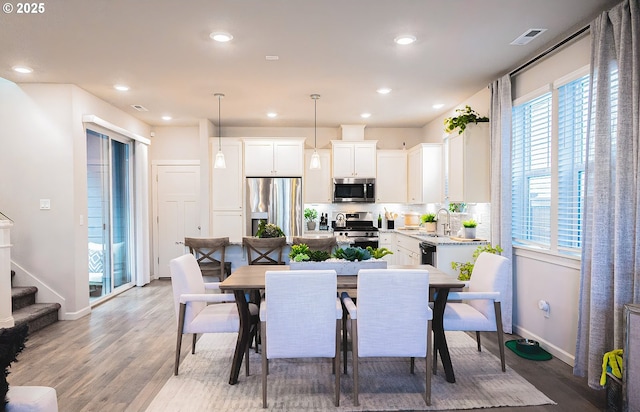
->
xmin=219 ymin=264 xmax=464 ymax=385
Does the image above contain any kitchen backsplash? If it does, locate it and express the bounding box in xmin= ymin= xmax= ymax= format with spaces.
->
xmin=303 ymin=202 xmax=492 ymax=241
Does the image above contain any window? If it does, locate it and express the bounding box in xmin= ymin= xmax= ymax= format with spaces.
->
xmin=512 ymin=92 xmax=552 ymax=247
xmin=511 ymin=69 xmax=618 ymax=255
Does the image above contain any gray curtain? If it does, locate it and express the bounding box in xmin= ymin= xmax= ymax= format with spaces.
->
xmin=575 ymin=0 xmax=640 ymax=388
xmin=490 ymin=75 xmax=514 ymax=334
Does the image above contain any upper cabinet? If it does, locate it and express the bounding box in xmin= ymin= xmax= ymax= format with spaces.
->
xmin=304 ymin=149 xmax=332 ymax=203
xmin=407 ymin=143 xmax=443 ymax=204
xmin=331 ymin=140 xmax=377 ymax=178
xmin=243 ymin=138 xmax=304 ymax=177
xmin=376 ymin=150 xmax=407 ymax=203
xmin=447 ymin=123 xmax=490 ymax=203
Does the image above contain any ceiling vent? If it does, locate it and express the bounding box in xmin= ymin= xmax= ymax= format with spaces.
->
xmin=130 ymin=104 xmax=149 ymax=112
xmin=510 ymin=28 xmax=547 ymax=46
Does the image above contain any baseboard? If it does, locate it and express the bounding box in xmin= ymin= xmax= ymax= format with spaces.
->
xmin=512 ymin=325 xmax=576 ymax=366
xmin=61 ymin=306 xmax=91 ymax=320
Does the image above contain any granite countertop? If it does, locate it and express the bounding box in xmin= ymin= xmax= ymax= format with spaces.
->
xmin=392 ymin=228 xmax=490 ymax=246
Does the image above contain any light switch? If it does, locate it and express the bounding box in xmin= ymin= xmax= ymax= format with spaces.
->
xmin=39 ymin=199 xmax=51 ymax=210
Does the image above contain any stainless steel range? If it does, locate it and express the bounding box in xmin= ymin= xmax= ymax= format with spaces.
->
xmin=331 ymin=212 xmax=379 ymax=248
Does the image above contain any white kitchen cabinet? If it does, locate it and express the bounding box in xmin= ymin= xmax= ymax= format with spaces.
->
xmin=407 ymin=143 xmax=443 ymax=204
xmin=211 ymin=211 xmax=243 ymax=243
xmin=331 ymin=140 xmax=377 ymax=178
xmin=378 ymin=231 xmax=396 ymax=264
xmin=304 ymin=149 xmax=332 ymax=203
xmin=243 ymin=138 xmax=304 ymax=177
xmin=395 ymin=232 xmax=421 ymax=265
xmin=447 ymin=123 xmax=490 ymax=203
xmin=211 ymin=139 xmax=244 ymax=241
xmin=211 ymin=139 xmax=243 ymax=210
xmin=376 ymin=150 xmax=407 ymax=203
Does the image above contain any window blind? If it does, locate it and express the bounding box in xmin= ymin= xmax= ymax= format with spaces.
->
xmin=512 ymin=92 xmax=552 ymax=246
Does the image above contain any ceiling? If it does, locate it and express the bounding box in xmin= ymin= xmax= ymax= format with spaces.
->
xmin=0 ymin=0 xmax=619 ymax=129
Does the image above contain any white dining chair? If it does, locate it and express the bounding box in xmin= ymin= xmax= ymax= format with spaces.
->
xmin=437 ymin=252 xmax=510 ymax=373
xmin=342 ymin=268 xmax=432 ymax=406
xmin=260 ymin=269 xmax=342 ymax=408
xmin=169 ymin=253 xmax=258 ymax=376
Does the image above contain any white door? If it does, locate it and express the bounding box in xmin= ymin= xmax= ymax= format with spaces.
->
xmin=155 ymin=165 xmax=201 ymax=278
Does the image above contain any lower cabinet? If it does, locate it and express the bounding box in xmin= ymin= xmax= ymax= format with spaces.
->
xmin=395 ymin=233 xmax=421 ymax=265
xmin=212 ymin=211 xmax=243 ymax=244
xmin=379 ymin=232 xmax=396 ymax=265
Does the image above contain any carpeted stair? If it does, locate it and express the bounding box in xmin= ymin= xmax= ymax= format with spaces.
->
xmin=10 ymin=270 xmax=61 ymax=333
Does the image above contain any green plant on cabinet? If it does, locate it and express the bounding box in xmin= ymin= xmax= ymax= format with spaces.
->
xmin=443 ymin=105 xmax=489 ymax=134
xmin=304 ymin=208 xmax=318 ymax=222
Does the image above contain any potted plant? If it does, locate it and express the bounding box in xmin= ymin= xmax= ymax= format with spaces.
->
xmin=255 ymin=220 xmax=285 ymax=238
xmin=304 ymin=208 xmax=318 ymax=230
xmin=451 ymin=244 xmax=503 ymax=281
xmin=462 ymin=219 xmax=478 ymax=239
xmin=420 ymin=213 xmax=437 ymax=233
xmin=444 ymin=105 xmax=489 ymax=134
xmin=449 ymin=202 xmax=467 ymax=213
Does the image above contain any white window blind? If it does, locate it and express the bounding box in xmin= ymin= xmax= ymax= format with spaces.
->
xmin=557 ymin=75 xmax=589 ymax=250
xmin=512 ymin=93 xmax=552 ymax=247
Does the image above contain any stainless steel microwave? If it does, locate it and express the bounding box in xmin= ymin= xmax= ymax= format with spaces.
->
xmin=333 ymin=178 xmax=375 ymax=203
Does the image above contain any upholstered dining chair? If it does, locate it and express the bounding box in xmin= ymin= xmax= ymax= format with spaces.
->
xmin=260 ymin=269 xmax=342 ymax=408
xmin=292 ymin=236 xmax=337 ymax=253
xmin=437 ymin=252 xmax=510 ymax=373
xmin=184 ymin=236 xmax=230 ymax=281
xmin=342 ymin=269 xmax=432 ymax=406
xmin=242 ymin=237 xmax=287 ymax=265
xmin=169 ymin=253 xmax=258 ymax=376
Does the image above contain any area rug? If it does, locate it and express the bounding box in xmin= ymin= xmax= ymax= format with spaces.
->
xmin=146 ymin=332 xmax=555 ymax=411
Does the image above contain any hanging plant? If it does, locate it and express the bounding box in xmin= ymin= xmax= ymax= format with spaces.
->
xmin=444 ymin=105 xmax=489 ymax=134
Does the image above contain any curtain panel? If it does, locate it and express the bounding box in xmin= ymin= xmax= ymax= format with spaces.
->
xmin=490 ymin=75 xmax=514 ymax=334
xmin=575 ymin=0 xmax=640 ymax=388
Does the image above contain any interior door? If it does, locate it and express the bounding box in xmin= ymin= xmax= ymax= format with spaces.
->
xmin=155 ymin=165 xmax=200 ymax=278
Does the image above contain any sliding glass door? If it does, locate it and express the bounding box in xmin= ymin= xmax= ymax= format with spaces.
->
xmin=87 ymin=129 xmax=133 ymax=301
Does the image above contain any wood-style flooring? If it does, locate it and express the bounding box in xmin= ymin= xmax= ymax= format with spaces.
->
xmin=8 ymin=279 xmax=607 ymax=411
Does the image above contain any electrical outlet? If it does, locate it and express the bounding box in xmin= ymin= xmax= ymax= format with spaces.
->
xmin=39 ymin=199 xmax=51 ymax=210
xmin=538 ymin=299 xmax=550 ymax=318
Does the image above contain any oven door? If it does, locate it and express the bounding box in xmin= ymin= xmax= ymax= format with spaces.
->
xmin=350 ymin=237 xmax=379 ymax=249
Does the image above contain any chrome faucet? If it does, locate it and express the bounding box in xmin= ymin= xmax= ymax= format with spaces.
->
xmin=436 ymin=208 xmax=451 ymax=236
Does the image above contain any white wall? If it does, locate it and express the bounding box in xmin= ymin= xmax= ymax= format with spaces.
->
xmin=149 ymin=126 xmax=199 ymax=161
xmin=0 ymin=80 xmax=150 ymax=319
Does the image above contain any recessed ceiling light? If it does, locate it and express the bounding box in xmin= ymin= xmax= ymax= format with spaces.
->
xmin=394 ymin=35 xmax=416 ymax=45
xmin=114 ymin=85 xmax=129 ymax=91
xmin=267 ymin=112 xmax=278 ymax=118
xmin=360 ymin=113 xmax=371 ymax=118
xmin=433 ymin=103 xmax=444 ymax=109
xmin=210 ymin=32 xmax=233 ymax=42
xmin=162 ymin=115 xmax=172 ymax=121
xmin=12 ymin=66 xmax=33 ymax=74
xmin=377 ymin=88 xmax=392 ymax=95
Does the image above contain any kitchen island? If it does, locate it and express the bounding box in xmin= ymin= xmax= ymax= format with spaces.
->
xmin=381 ymin=228 xmax=489 ymax=277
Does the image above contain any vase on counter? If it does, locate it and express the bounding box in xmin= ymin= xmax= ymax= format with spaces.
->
xmin=424 ymin=222 xmax=437 ymax=233
xmin=307 ymin=221 xmax=317 ymax=231
xmin=464 ymin=227 xmax=476 ymax=239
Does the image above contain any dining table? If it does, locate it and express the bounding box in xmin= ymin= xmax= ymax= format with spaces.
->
xmin=219 ymin=264 xmax=464 ymax=385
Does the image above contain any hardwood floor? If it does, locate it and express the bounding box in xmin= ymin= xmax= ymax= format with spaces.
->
xmin=8 ymin=279 xmax=607 ymax=411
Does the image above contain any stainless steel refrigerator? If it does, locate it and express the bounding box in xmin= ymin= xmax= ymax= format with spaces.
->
xmin=246 ymin=177 xmax=302 ymax=238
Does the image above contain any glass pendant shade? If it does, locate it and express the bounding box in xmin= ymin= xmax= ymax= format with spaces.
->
xmin=309 ymin=149 xmax=321 ymax=170
xmin=214 ymin=150 xmax=226 ymax=169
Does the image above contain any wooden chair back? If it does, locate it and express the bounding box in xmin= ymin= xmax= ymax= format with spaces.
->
xmin=292 ymin=236 xmax=337 ymax=253
xmin=184 ymin=237 xmax=230 ymax=280
xmin=242 ymin=236 xmax=286 ymax=265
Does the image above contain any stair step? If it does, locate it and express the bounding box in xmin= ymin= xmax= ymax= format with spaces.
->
xmin=11 ymin=286 xmax=38 ymax=311
xmin=13 ymin=303 xmax=61 ymax=334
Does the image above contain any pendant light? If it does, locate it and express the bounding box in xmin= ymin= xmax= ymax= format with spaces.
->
xmin=213 ymin=93 xmax=226 ymax=169
xmin=309 ymin=94 xmax=321 ymax=170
